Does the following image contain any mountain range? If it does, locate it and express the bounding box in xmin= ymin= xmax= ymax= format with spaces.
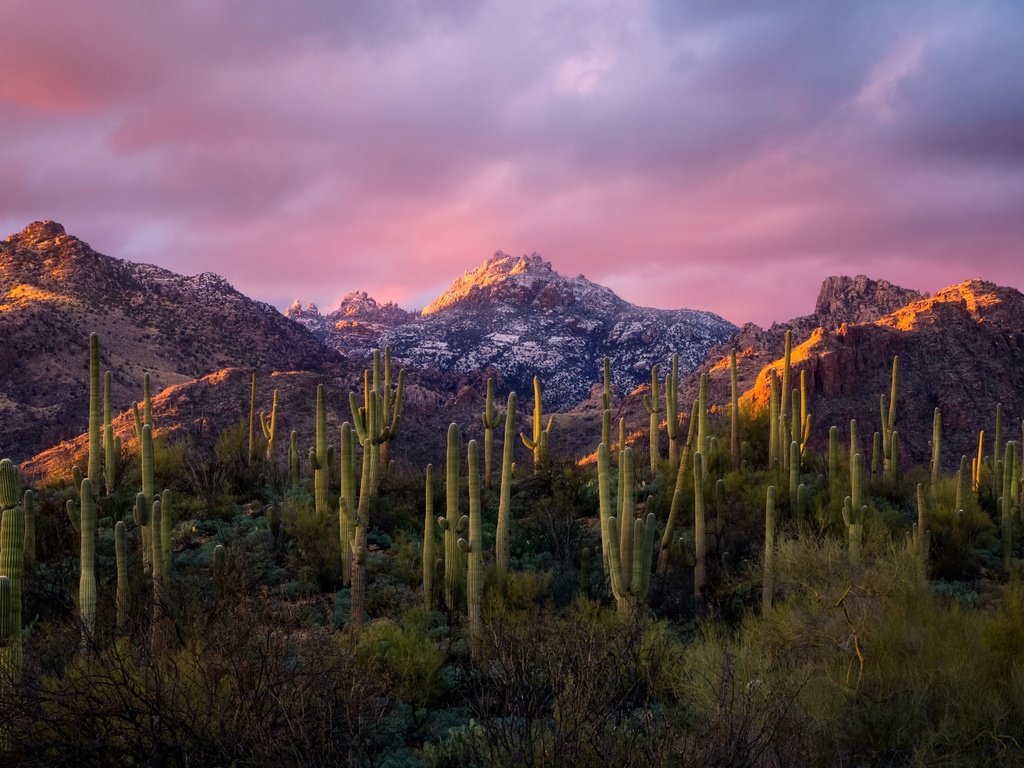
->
xmin=3 ymin=221 xmax=1023 ymax=479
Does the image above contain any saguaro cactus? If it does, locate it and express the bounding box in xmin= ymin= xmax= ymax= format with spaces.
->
xmin=103 ymin=370 xmax=118 ymax=494
xmin=139 ymin=423 xmax=154 ymax=574
xmin=598 ymin=444 xmax=655 ymax=614
xmin=458 ymin=440 xmax=483 ymax=654
xmin=288 ymin=430 xmax=300 ymax=490
xmin=763 ymin=485 xmax=776 ymax=613
xmin=643 ymin=365 xmax=661 ymax=471
xmin=438 ymin=423 xmax=466 ymax=610
xmin=693 ymin=452 xmax=706 ymax=609
xmin=308 ymin=384 xmax=333 ymax=517
xmin=248 ymin=370 xmax=258 ymax=465
xmin=481 ymin=379 xmax=503 ymax=490
xmin=496 ymin=392 xmax=516 ymax=577
xmin=931 ymin=408 xmax=942 ymax=488
xmin=423 ymin=464 xmax=435 ymax=610
xmin=697 ymin=374 xmax=708 ymax=477
xmin=520 ymin=376 xmax=553 ymax=473
xmin=730 ymin=349 xmax=740 ymax=470
xmin=87 ymin=333 xmax=102 ymax=495
xmin=0 ymin=460 xmax=25 ymax=677
xmin=657 ymin=399 xmax=699 ymax=576
xmin=72 ymin=478 xmax=97 ymax=638
xmin=666 ymin=354 xmax=680 ymax=469
xmin=115 ymin=521 xmax=128 ymax=635
xmin=339 ymin=422 xmax=356 ymax=586
xmin=261 ymin=389 xmax=279 ymax=465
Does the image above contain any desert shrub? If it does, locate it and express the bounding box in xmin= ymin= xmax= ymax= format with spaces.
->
xmin=355 ymin=607 xmax=446 ymax=708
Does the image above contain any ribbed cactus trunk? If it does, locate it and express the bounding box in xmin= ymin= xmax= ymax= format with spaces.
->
xmin=520 ymin=376 xmax=552 ymax=473
xmin=496 ymin=392 xmax=516 ymax=577
xmin=459 ymin=440 xmax=483 ymax=656
xmin=693 ymin=452 xmax=706 ymax=611
xmin=440 ymin=423 xmax=464 ymax=610
xmin=0 ymin=460 xmax=25 ymax=678
xmin=288 ymin=430 xmax=300 ymax=490
xmin=914 ymin=483 xmax=929 ymax=581
xmin=697 ymin=374 xmax=708 ymax=478
xmin=644 ymin=365 xmax=660 ymax=471
xmin=339 ymin=422 xmax=356 ymax=587
xmin=481 ymin=379 xmax=502 ymax=490
xmin=931 ymin=408 xmax=942 ymax=488
xmin=115 ymin=520 xmax=128 ymax=635
xmin=261 ymin=389 xmax=279 ymax=465
xmin=666 ymin=354 xmax=679 ymax=469
xmin=350 ymin=417 xmax=374 ymax=635
xmin=657 ymin=399 xmax=699 ymax=576
xmin=309 ymin=384 xmax=330 ymax=517
xmin=789 ymin=440 xmax=799 ymax=508
xmin=140 ymin=423 xmax=154 ymax=575
xmin=87 ymin=333 xmax=101 ymax=495
xmin=423 ymin=465 xmax=435 ymax=610
xmin=1002 ymin=441 xmax=1017 ymax=573
xmin=768 ymin=371 xmax=779 ymax=469
xmin=763 ymin=485 xmax=776 ymax=613
xmin=598 ymin=444 xmax=654 ymax=615
xmin=78 ymin=478 xmax=97 ymax=639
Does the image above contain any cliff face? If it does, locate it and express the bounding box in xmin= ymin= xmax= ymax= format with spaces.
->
xmin=701 ymin=278 xmax=1023 ymax=469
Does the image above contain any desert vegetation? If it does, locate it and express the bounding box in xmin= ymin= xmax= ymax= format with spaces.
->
xmin=1 ymin=331 xmax=1023 ymax=767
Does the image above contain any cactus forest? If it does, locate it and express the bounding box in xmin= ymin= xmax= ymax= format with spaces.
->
xmin=1 ymin=332 xmax=1024 ymax=767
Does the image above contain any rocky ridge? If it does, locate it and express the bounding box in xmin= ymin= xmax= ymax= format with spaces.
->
xmin=290 ymin=252 xmax=737 ymax=411
xmin=0 ymin=221 xmax=341 ymax=461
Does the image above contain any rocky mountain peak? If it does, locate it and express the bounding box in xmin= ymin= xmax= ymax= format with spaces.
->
xmin=422 ymin=251 xmax=571 ymax=315
xmin=6 ymin=220 xmax=69 ymax=248
xmin=812 ymin=274 xmax=924 ymax=327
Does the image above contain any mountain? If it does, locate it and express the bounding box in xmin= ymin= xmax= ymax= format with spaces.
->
xmin=0 ymin=221 xmax=341 ymax=462
xmin=290 ymin=252 xmax=737 ymax=411
xmin=620 ymin=275 xmax=1024 ymax=471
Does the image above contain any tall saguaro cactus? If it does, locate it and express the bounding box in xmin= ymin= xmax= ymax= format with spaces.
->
xmin=115 ymin=520 xmax=128 ymax=635
xmin=261 ymin=389 xmax=279 ymax=465
xmin=481 ymin=378 xmax=503 ymax=490
xmin=666 ymin=354 xmax=680 ymax=469
xmin=496 ymin=392 xmax=517 ymax=577
xmin=438 ymin=423 xmax=466 ymax=610
xmin=458 ymin=440 xmax=483 ymax=654
xmin=103 ymin=370 xmax=119 ymax=494
xmin=308 ymin=384 xmax=332 ymax=517
xmin=423 ymin=464 xmax=435 ymax=610
xmin=0 ymin=459 xmax=25 ymax=677
xmin=693 ymin=451 xmax=707 ymax=609
xmin=598 ymin=444 xmax=654 ymax=614
xmin=520 ymin=376 xmax=553 ymax=473
xmin=339 ymin=422 xmax=356 ymax=586
xmin=730 ymin=349 xmax=740 ymax=470
xmin=763 ymin=485 xmax=776 ymax=613
xmin=69 ymin=478 xmax=97 ymax=638
xmin=657 ymin=399 xmax=699 ymax=576
xmin=931 ymin=408 xmax=942 ymax=488
xmin=643 ymin=365 xmax=661 ymax=471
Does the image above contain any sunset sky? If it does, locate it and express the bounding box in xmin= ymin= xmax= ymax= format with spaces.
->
xmin=2 ymin=1 xmax=1021 ymax=326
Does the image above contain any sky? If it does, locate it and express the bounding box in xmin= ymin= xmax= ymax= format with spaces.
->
xmin=1 ymin=1 xmax=1022 ymax=327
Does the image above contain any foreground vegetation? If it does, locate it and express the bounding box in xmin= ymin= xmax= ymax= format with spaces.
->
xmin=0 ymin=334 xmax=1023 ymax=766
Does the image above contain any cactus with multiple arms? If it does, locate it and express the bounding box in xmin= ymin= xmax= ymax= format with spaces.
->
xmin=439 ymin=423 xmax=466 ymax=610
xmin=261 ymin=389 xmax=279 ymax=465
xmin=598 ymin=444 xmax=655 ymax=614
xmin=339 ymin=422 xmax=356 ymax=586
xmin=308 ymin=384 xmax=333 ymax=517
xmin=657 ymin=399 xmax=698 ymax=576
xmin=520 ymin=376 xmax=553 ymax=473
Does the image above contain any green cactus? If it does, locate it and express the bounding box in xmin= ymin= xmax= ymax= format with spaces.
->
xmin=693 ymin=451 xmax=706 ymax=609
xmin=288 ymin=430 xmax=300 ymax=490
xmin=842 ymin=493 xmax=865 ymax=566
xmin=598 ymin=444 xmax=654 ymax=614
xmin=889 ymin=431 xmax=900 ymax=484
xmin=458 ymin=440 xmax=483 ymax=654
xmin=871 ymin=431 xmax=881 ymax=481
xmin=697 ymin=374 xmax=708 ymax=478
xmin=768 ymin=370 xmax=779 ymax=469
xmin=439 ymin=423 xmax=466 ymax=610
xmin=1002 ymin=441 xmax=1017 ymax=573
xmin=423 ymin=464 xmax=435 ymax=610
xmin=86 ymin=333 xmax=102 ymax=496
xmin=496 ymin=392 xmax=516 ymax=577
xmin=828 ymin=425 xmax=840 ymax=503
xmin=931 ymin=407 xmax=942 ymax=488
xmin=849 ymin=419 xmax=859 ymax=473
xmin=76 ymin=478 xmax=97 ymax=638
xmin=160 ymin=488 xmax=173 ymax=577
xmin=851 ymin=450 xmax=863 ymax=514
xmin=911 ymin=483 xmax=929 ymax=581
xmin=789 ymin=440 xmax=799 ymax=506
xmin=350 ymin=355 xmax=405 ymax=492
xmin=763 ymin=485 xmax=776 ymax=613
xmin=481 ymin=379 xmax=502 ymax=490
xmin=139 ymin=423 xmax=154 ymax=575
xmin=376 ymin=348 xmax=405 ymax=470
xmin=643 ymin=364 xmax=661 ymax=471
xmin=115 ymin=520 xmax=127 ymax=635
xmin=0 ymin=576 xmax=12 ymax=680
xmin=0 ymin=461 xmax=25 ymax=677
xmin=730 ymin=349 xmax=739 ymax=470
xmin=955 ymin=455 xmax=969 ymax=512
xmin=602 ymin=357 xmax=612 ymax=449
xmin=665 ymin=355 xmax=679 ymax=469
xmin=211 ymin=544 xmax=227 ymax=593
xmin=261 ymin=389 xmax=279 ymax=465
xmin=308 ymin=384 xmax=332 ymax=517
xmin=520 ymin=376 xmax=553 ymax=473
xmin=657 ymin=398 xmax=699 ymax=576
xmin=339 ymin=421 xmax=356 ymax=587
xmin=779 ymin=331 xmax=792 ymax=469
xmin=974 ymin=430 xmax=984 ymax=493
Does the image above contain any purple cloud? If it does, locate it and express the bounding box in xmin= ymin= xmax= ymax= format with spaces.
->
xmin=2 ymin=0 xmax=1022 ymax=327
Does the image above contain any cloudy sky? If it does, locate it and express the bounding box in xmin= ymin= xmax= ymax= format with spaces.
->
xmin=2 ymin=1 xmax=1022 ymax=326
